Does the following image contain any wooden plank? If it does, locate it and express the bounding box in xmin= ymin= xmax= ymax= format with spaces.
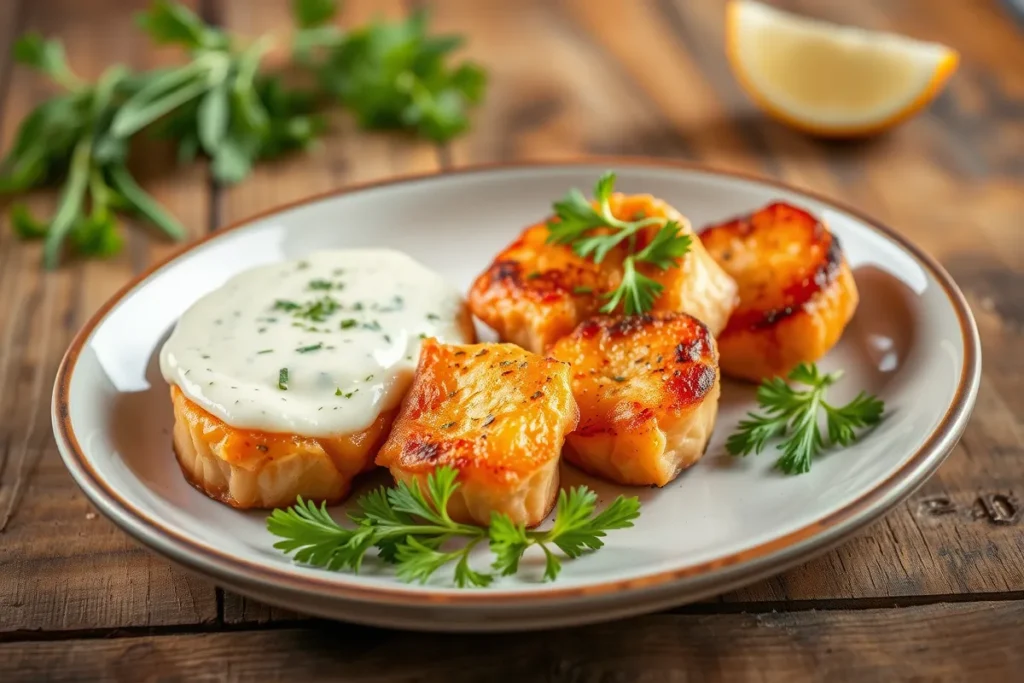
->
xmin=215 ymin=0 xmax=441 ymax=624
xmin=434 ymin=0 xmax=712 ymax=169
xmin=3 ymin=601 xmax=1024 ymax=682
xmin=0 ymin=0 xmax=217 ymax=633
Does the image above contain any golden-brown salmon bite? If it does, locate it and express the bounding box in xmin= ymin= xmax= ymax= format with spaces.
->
xmin=468 ymin=193 xmax=738 ymax=353
xmin=699 ymin=202 xmax=859 ymax=382
xmin=160 ymin=250 xmax=476 ymax=509
xmin=171 ymin=386 xmax=396 ymax=508
xmin=376 ymin=340 xmax=579 ymax=527
xmin=548 ymin=312 xmax=721 ymax=487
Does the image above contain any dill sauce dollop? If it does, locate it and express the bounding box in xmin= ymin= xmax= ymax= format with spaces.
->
xmin=159 ymin=249 xmax=473 ymax=437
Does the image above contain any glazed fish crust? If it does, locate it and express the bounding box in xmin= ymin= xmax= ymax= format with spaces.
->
xmin=170 ymin=385 xmax=392 ymax=508
xmin=376 ymin=340 xmax=579 ymax=527
xmin=700 ymin=202 xmax=859 ymax=382
xmin=548 ymin=312 xmax=721 ymax=487
xmin=469 ymin=194 xmax=738 ymax=353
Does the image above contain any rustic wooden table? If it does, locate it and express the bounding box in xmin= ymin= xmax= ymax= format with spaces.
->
xmin=1 ymin=0 xmax=1021 ymax=681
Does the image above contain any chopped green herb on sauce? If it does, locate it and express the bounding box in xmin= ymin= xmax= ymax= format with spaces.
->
xmin=296 ymin=343 xmax=324 ymax=354
xmin=278 ymin=368 xmax=289 ymax=390
xmin=308 ymin=279 xmax=334 ymax=290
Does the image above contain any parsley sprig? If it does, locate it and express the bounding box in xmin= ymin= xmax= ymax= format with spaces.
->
xmin=547 ymin=172 xmax=692 ymax=314
xmin=267 ymin=466 xmax=641 ymax=587
xmin=726 ymin=363 xmax=885 ymax=474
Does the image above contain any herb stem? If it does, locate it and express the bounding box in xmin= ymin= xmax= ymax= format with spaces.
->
xmin=42 ymin=138 xmax=91 ymax=269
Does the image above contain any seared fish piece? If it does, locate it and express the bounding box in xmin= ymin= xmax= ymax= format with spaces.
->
xmin=548 ymin=312 xmax=721 ymax=487
xmin=376 ymin=340 xmax=578 ymax=527
xmin=700 ymin=202 xmax=859 ymax=382
xmin=469 ymin=194 xmax=738 ymax=353
xmin=170 ymin=386 xmax=393 ymax=509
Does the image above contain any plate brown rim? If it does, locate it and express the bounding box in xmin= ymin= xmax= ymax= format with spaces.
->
xmin=52 ymin=157 xmax=982 ymax=608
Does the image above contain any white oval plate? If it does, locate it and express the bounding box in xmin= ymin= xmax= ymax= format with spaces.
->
xmin=53 ymin=161 xmax=980 ymax=631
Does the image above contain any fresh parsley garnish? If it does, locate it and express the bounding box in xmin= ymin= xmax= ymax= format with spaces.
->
xmin=268 ymin=466 xmax=640 ymax=586
xmin=295 ymin=342 xmax=323 ymax=353
xmin=277 ymin=367 xmax=289 ymax=390
xmin=727 ymin=363 xmax=885 ymax=474
xmin=547 ymin=172 xmax=691 ymax=314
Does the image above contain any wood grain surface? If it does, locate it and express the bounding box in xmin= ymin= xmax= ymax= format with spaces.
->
xmin=0 ymin=0 xmax=1021 ymax=680
xmin=3 ymin=601 xmax=1024 ymax=682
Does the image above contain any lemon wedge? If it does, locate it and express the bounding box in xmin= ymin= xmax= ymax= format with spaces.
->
xmin=726 ymin=0 xmax=959 ymax=137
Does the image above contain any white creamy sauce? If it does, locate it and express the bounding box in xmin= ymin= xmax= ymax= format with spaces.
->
xmin=160 ymin=249 xmax=471 ymax=437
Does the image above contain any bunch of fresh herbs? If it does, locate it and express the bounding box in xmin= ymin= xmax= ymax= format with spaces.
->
xmin=295 ymin=2 xmax=487 ymax=142
xmin=0 ymin=0 xmax=486 ymax=268
xmin=1 ymin=33 xmax=185 ymax=268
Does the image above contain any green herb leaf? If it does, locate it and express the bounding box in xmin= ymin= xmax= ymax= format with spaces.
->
xmin=292 ymin=0 xmax=338 ymax=28
xmin=727 ymin=363 xmax=885 ymax=474
xmin=268 ymin=465 xmax=639 ymax=587
xmin=488 ymin=488 xmax=640 ymax=582
xmin=600 ymin=256 xmax=663 ymax=315
xmin=636 ymin=221 xmax=692 ymax=270
xmin=547 ymin=172 xmax=689 ymax=314
xmin=70 ymin=213 xmax=123 ymax=258
xmin=13 ymin=33 xmax=82 ymax=89
xmin=197 ymin=80 xmax=230 ymax=153
xmin=308 ymin=9 xmax=486 ymax=142
xmin=9 ymin=204 xmax=48 ymax=239
xmin=136 ymin=0 xmax=226 ymax=50
xmin=106 ymin=164 xmax=187 ymax=241
xmin=42 ymin=138 xmax=91 ymax=269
